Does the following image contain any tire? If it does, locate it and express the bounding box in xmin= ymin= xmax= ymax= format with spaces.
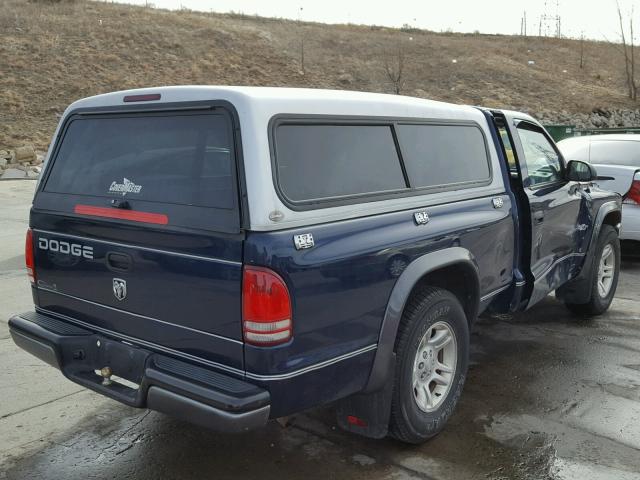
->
xmin=565 ymin=225 xmax=620 ymax=316
xmin=389 ymin=286 xmax=470 ymax=444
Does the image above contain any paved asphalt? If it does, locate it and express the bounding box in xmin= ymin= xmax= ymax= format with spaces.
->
xmin=1 ymin=180 xmax=639 ymax=480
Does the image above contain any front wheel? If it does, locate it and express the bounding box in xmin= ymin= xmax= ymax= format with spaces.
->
xmin=565 ymin=225 xmax=620 ymax=316
xmin=389 ymin=287 xmax=469 ymax=444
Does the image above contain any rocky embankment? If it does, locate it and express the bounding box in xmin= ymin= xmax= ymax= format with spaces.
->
xmin=0 ymin=146 xmax=43 ymax=179
xmin=0 ymin=107 xmax=638 ymax=181
xmin=537 ymin=108 xmax=640 ymax=129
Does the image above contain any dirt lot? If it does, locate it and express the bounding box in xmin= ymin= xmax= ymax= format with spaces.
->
xmin=1 ymin=0 xmax=637 ymax=151
xmin=1 ymin=180 xmax=640 ymax=480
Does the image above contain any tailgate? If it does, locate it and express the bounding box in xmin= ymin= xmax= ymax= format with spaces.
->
xmin=30 ymin=105 xmax=245 ymax=372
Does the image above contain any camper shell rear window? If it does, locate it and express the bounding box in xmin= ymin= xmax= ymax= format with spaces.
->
xmin=44 ymin=112 xmax=235 ymax=209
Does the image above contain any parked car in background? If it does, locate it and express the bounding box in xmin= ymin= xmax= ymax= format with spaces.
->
xmin=558 ymin=135 xmax=640 ymax=246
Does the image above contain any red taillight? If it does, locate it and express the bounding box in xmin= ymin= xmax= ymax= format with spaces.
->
xmin=74 ymin=204 xmax=169 ymax=225
xmin=346 ymin=415 xmax=368 ymax=427
xmin=624 ymin=179 xmax=640 ymax=205
xmin=242 ymin=266 xmax=292 ymax=346
xmin=25 ymin=228 xmax=35 ymax=284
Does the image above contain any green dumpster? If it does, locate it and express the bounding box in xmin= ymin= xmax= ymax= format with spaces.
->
xmin=543 ymin=125 xmax=576 ymax=142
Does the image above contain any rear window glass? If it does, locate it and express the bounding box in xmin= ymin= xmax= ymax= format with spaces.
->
xmin=396 ymin=124 xmax=490 ymax=188
xmin=590 ymin=140 xmax=640 ymax=167
xmin=275 ymin=124 xmax=406 ymax=202
xmin=44 ymin=114 xmax=235 ymax=209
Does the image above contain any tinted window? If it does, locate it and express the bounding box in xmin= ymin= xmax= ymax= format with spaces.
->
xmin=45 ymin=114 xmax=235 ymax=209
xmin=516 ymin=123 xmax=562 ymax=186
xmin=590 ymin=140 xmax=640 ymax=167
xmin=396 ymin=124 xmax=490 ymax=187
xmin=275 ymin=124 xmax=406 ymax=202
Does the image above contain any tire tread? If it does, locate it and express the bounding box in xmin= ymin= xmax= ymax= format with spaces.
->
xmin=389 ymin=286 xmax=467 ymax=443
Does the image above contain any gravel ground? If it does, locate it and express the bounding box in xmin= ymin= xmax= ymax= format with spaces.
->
xmin=1 ymin=180 xmax=639 ymax=480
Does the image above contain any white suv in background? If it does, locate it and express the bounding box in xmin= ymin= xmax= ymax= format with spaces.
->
xmin=559 ymin=135 xmax=640 ymax=245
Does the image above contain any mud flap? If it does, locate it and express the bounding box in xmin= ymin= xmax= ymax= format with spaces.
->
xmin=556 ymin=249 xmax=596 ymax=304
xmin=335 ymin=374 xmax=394 ymax=439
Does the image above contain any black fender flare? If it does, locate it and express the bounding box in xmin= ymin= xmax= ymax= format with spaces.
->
xmin=363 ymin=247 xmax=480 ymax=393
xmin=556 ymin=199 xmax=622 ymax=304
xmin=589 ymin=200 xmax=622 ymax=248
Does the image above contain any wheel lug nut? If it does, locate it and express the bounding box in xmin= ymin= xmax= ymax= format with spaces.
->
xmin=419 ymin=362 xmax=424 ymax=369
xmin=423 ymin=351 xmax=427 ymax=359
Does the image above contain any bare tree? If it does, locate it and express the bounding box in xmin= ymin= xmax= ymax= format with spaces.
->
xmin=617 ymin=1 xmax=638 ymax=100
xmin=631 ymin=9 xmax=636 ymax=99
xmin=298 ymin=6 xmax=305 ymax=75
xmin=383 ymin=44 xmax=406 ymax=95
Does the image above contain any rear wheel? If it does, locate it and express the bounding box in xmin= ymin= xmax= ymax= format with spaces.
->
xmin=389 ymin=287 xmax=469 ymax=444
xmin=565 ymin=225 xmax=620 ymax=316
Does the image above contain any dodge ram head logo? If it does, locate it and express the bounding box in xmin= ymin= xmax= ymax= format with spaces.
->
xmin=112 ymin=278 xmax=127 ymax=301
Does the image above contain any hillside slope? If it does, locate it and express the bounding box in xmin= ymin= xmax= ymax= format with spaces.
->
xmin=0 ymin=0 xmax=637 ymax=150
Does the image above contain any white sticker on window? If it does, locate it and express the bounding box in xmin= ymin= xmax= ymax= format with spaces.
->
xmin=108 ymin=178 xmax=142 ymax=196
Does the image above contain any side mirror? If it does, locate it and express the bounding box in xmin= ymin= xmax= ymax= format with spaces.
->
xmin=566 ymin=160 xmax=597 ymax=182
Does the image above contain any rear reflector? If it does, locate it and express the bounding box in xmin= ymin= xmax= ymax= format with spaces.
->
xmin=623 ymin=179 xmax=640 ymax=205
xmin=74 ymin=205 xmax=168 ymax=225
xmin=123 ymin=93 xmax=161 ymax=102
xmin=25 ymin=228 xmax=35 ymax=284
xmin=242 ymin=266 xmax=292 ymax=346
xmin=346 ymin=415 xmax=368 ymax=427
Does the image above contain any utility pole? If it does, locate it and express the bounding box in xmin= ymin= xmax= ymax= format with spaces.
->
xmin=556 ymin=16 xmax=561 ymax=37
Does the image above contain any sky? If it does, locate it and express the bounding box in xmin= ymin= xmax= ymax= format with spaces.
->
xmin=122 ymin=0 xmax=639 ymax=41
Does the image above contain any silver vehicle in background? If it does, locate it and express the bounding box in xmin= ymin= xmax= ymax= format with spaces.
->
xmin=558 ymin=135 xmax=640 ymax=245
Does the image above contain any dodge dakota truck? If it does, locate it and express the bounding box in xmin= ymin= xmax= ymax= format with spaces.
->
xmin=9 ymin=87 xmax=622 ymax=443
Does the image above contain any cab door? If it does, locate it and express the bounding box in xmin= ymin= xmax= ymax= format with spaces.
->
xmin=504 ymin=116 xmax=588 ymax=307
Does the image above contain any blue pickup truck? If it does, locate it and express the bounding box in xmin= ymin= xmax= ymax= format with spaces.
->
xmin=9 ymin=87 xmax=621 ymax=444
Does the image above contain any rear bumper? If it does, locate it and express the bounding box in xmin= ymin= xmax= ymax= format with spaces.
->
xmin=9 ymin=311 xmax=270 ymax=433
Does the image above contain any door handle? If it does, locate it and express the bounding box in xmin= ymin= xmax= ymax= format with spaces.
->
xmin=533 ymin=211 xmax=545 ymax=224
xmin=106 ymin=252 xmax=132 ymax=272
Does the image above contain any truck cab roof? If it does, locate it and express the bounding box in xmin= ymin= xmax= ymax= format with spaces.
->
xmin=66 ymin=85 xmax=482 ymax=119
